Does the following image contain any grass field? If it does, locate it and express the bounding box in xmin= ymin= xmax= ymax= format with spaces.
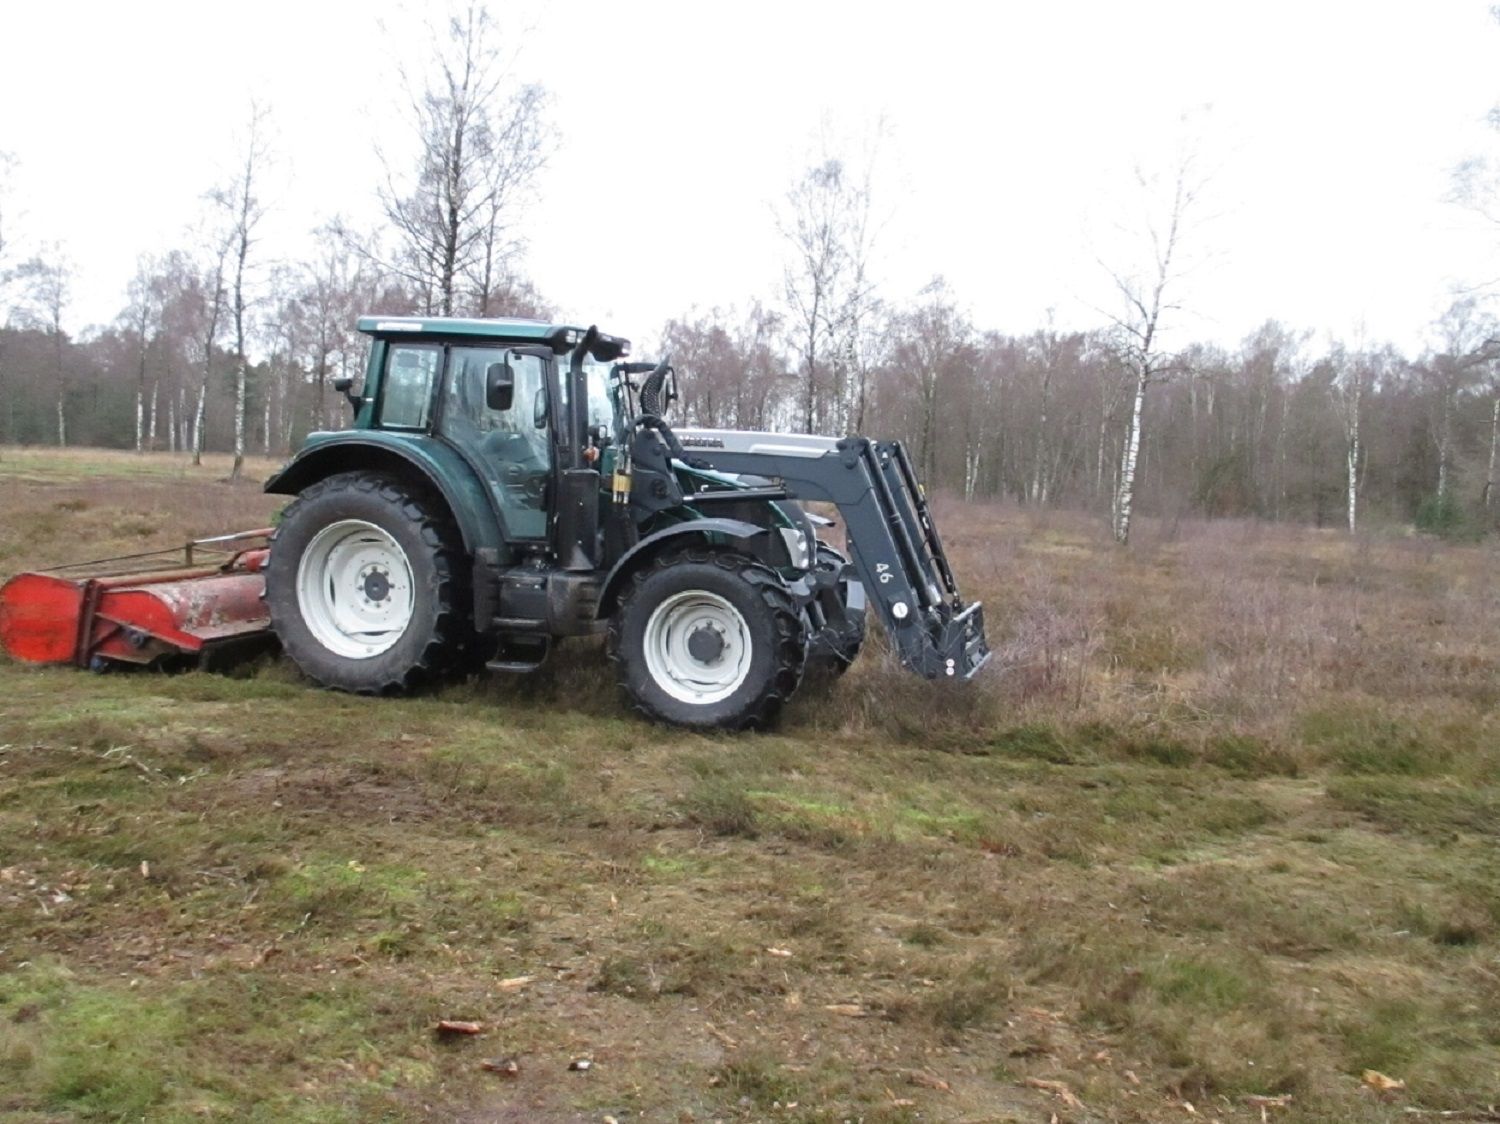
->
xmin=1 ymin=446 xmax=1498 ymax=1123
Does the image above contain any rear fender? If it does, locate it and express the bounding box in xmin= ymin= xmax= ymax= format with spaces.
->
xmin=265 ymin=432 xmax=504 ymax=557
xmin=595 ymin=518 xmax=768 ymax=618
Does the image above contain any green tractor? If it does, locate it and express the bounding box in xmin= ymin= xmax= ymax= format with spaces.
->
xmin=263 ymin=316 xmax=989 ymax=729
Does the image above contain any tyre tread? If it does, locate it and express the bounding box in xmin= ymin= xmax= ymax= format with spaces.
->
xmin=268 ymin=471 xmax=470 ymax=695
xmin=607 ymin=546 xmax=807 ymax=729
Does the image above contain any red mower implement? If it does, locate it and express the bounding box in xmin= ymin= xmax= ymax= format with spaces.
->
xmin=0 ymin=530 xmax=275 ymax=670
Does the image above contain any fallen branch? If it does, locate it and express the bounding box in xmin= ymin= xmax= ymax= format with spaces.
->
xmin=435 ymin=1019 xmax=484 ymax=1036
xmin=1022 ymin=1076 xmax=1085 ymax=1110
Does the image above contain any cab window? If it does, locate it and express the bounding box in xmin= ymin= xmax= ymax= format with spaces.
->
xmin=379 ymin=346 xmax=439 ymax=429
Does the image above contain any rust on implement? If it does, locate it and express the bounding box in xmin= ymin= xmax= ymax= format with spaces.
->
xmin=0 ymin=529 xmax=275 ymax=669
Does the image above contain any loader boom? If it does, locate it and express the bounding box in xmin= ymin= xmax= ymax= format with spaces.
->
xmin=672 ymin=428 xmax=990 ymax=680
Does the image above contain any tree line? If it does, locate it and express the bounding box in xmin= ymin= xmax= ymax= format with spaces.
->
xmin=1 ymin=6 xmax=1496 ymax=540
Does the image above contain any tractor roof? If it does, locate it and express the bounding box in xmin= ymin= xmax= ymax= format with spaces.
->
xmin=356 ymin=315 xmax=630 ymax=359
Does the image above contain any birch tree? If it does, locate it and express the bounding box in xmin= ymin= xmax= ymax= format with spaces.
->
xmin=301 ymin=232 xmax=350 ymax=432
xmin=1424 ymin=299 xmax=1497 ymax=510
xmin=373 ymin=3 xmax=550 ymax=317
xmin=217 ymin=105 xmax=270 ymax=481
xmin=779 ymin=158 xmax=846 ymax=434
xmin=959 ymin=334 xmax=1009 ymax=501
xmin=888 ymin=279 xmax=974 ymax=484
xmin=1099 ymin=149 xmax=1206 ymax=545
xmin=45 ymin=259 xmax=70 ymax=447
xmin=191 ymin=230 xmax=232 ymax=466
xmin=465 ymin=80 xmax=547 ymax=316
xmin=777 ymin=139 xmax=879 ymax=435
xmin=660 ymin=304 xmax=791 ymax=431
xmin=124 ymin=257 xmax=163 ymax=453
xmin=1332 ymin=345 xmax=1364 ymax=533
xmin=16 ymin=249 xmax=72 ymax=445
xmin=149 ymin=252 xmax=200 ymax=454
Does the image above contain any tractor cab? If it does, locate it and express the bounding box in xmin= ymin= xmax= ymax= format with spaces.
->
xmin=335 ymin=317 xmax=627 ymax=548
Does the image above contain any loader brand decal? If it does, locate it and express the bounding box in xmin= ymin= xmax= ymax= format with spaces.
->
xmin=679 ymin=435 xmax=725 ymax=448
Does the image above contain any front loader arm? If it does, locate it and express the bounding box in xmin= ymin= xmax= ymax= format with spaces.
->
xmin=674 ymin=429 xmax=990 ymax=680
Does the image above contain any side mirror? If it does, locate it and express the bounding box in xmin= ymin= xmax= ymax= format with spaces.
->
xmin=485 ymin=362 xmax=515 ymax=411
xmin=332 ymin=376 xmax=361 ymax=413
xmin=533 ymin=386 xmax=548 ymax=429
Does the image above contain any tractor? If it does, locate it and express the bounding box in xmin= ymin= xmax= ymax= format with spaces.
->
xmin=0 ymin=316 xmax=990 ymax=730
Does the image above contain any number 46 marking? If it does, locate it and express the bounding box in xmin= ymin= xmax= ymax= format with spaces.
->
xmin=875 ymin=562 xmax=893 ymax=584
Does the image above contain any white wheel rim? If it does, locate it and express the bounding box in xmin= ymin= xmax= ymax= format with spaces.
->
xmin=295 ymin=519 xmax=415 ymax=659
xmin=642 ymin=590 xmax=752 ymax=705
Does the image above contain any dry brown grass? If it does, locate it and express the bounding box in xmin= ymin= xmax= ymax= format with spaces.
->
xmin=0 ymin=449 xmax=1497 ymax=1123
xmin=0 ymin=445 xmax=283 ymax=572
xmin=818 ymin=497 xmax=1500 ymax=757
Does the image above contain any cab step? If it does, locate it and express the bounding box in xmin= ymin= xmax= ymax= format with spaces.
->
xmin=485 ymin=634 xmax=552 ymax=673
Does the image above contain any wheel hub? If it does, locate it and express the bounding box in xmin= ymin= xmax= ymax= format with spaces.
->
xmin=686 ymin=624 xmax=725 ymax=663
xmin=361 ymin=568 xmax=391 ymax=603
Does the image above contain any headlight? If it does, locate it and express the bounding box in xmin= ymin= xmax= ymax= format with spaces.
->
xmin=778 ymin=526 xmax=811 ymax=570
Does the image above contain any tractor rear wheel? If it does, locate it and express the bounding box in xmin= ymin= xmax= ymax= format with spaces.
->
xmin=266 ymin=471 xmax=471 ymax=694
xmin=609 ymin=547 xmax=807 ymax=729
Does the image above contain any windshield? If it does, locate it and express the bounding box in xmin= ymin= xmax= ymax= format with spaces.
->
xmin=557 ymin=356 xmax=621 ymax=440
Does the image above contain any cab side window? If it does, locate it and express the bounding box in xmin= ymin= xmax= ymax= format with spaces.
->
xmin=379 ymin=346 xmax=439 ymax=429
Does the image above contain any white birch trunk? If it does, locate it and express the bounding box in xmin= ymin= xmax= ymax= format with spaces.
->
xmin=1437 ymin=384 xmax=1453 ymax=504
xmin=1031 ymin=366 xmax=1052 ymax=505
xmin=232 ymin=356 xmax=246 ymax=477
xmin=1486 ymin=394 xmax=1499 ymax=509
xmin=1346 ymin=384 xmax=1361 ymax=535
xmin=147 ymin=380 xmax=159 ymax=451
xmin=964 ymin=441 xmax=981 ymax=502
xmin=1112 ymin=371 xmax=1147 ymax=544
xmin=192 ymin=382 xmax=208 ymax=466
xmin=1346 ymin=421 xmax=1359 ymax=534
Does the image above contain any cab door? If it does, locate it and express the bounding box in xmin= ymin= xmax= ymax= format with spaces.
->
xmin=439 ymin=345 xmax=554 ymax=542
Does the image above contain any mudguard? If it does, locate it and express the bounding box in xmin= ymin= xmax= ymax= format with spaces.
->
xmin=595 ymin=517 xmax=768 ymax=618
xmin=264 ymin=431 xmax=505 ymax=557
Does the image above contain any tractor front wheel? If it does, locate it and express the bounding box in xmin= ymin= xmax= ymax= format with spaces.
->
xmin=609 ymin=548 xmax=807 ymax=729
xmin=266 ymin=472 xmax=471 ymax=694
xmin=805 ymin=543 xmax=867 ymax=678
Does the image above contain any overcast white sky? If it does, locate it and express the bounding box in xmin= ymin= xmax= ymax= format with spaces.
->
xmin=1 ymin=0 xmax=1497 ymax=354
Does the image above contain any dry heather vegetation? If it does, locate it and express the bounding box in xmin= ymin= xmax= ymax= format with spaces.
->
xmin=1 ymin=445 xmax=1498 ymax=1124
